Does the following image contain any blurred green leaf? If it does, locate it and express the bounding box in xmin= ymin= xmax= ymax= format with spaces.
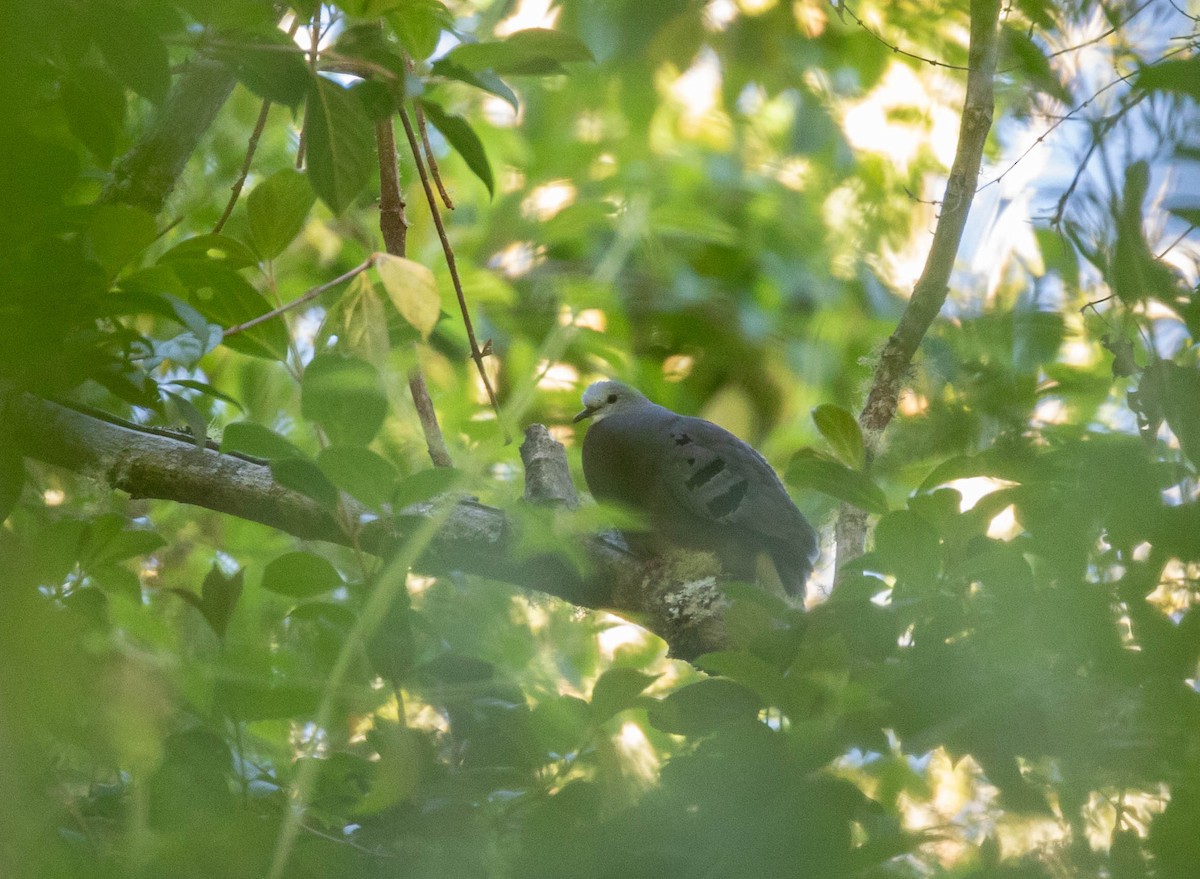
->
xmin=387 ymin=0 xmax=453 ymax=60
xmin=301 ymin=353 xmax=388 ymax=445
xmin=261 ymin=551 xmax=343 ymax=597
xmin=270 ymin=457 xmax=340 ymax=510
xmin=647 ymin=678 xmax=764 ymax=736
xmin=787 ymin=448 xmax=888 ymax=514
xmin=811 ymin=404 xmax=865 ymax=470
xmin=443 ymin=28 xmax=593 ymax=75
xmin=247 ymin=168 xmax=316 ymax=260
xmin=89 ymin=1 xmax=171 ymax=104
xmin=392 ymin=467 xmax=463 ymax=509
xmin=375 ymin=254 xmax=442 ymax=339
xmin=590 ymin=667 xmax=658 ymax=723
xmin=317 ymin=446 xmax=400 ymax=511
xmin=418 ymin=99 xmax=495 ymax=196
xmin=304 ymin=77 xmax=375 ymax=214
xmin=221 ymin=422 xmax=303 ymax=459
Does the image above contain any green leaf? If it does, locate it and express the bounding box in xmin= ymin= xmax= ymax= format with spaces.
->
xmin=261 ymin=551 xmax=343 ymax=597
xmin=304 ymin=77 xmax=375 ymax=214
xmin=86 ymin=204 xmax=158 ymax=278
xmin=221 ymin=422 xmax=304 ymax=460
xmin=337 ymin=273 xmax=391 ymax=366
xmin=1134 ymin=57 xmax=1200 ymax=101
xmin=418 ymin=100 xmax=495 ymax=196
xmin=590 ymin=668 xmax=658 ymax=723
xmin=1161 ymin=363 xmax=1200 ymax=469
xmin=162 ymin=390 xmax=209 ymax=450
xmin=694 ymin=651 xmax=792 ymax=713
xmin=444 ymin=28 xmax=593 ymax=75
xmin=375 ymin=254 xmax=442 ymax=338
xmin=354 ymin=725 xmax=424 ymax=815
xmin=333 ymin=23 xmax=407 ymax=80
xmin=80 ymin=516 xmax=166 ymax=568
xmin=1000 ymin=25 xmax=1070 ymax=104
xmin=392 ymin=467 xmax=462 ymax=509
xmin=317 ymin=446 xmax=400 ymax=511
xmin=1112 ymin=161 xmax=1177 ymax=305
xmin=212 ymin=34 xmax=312 ymax=108
xmin=175 ymin=264 xmax=289 ymax=360
xmin=165 ymin=379 xmax=243 ymax=411
xmin=430 ymin=58 xmax=519 ymax=111
xmin=300 ymin=354 xmax=388 ymax=445
xmin=647 ymin=678 xmax=764 ymax=736
xmin=811 ymin=404 xmax=865 ymax=470
xmin=61 ymin=65 xmax=125 ymax=164
xmin=170 ymin=564 xmax=244 ymax=640
xmin=158 ymin=234 xmax=260 ymax=270
xmin=786 ymin=448 xmax=888 ymax=515
xmin=247 ymin=168 xmax=316 ymax=260
xmin=270 ymin=458 xmax=339 ymax=510
xmin=90 ymin=1 xmax=171 ymax=104
xmin=872 ymin=510 xmax=941 ymax=586
xmin=386 ymin=0 xmax=453 ymax=61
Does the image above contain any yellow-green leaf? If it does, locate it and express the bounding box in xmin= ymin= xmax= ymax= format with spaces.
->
xmin=375 ymin=254 xmax=440 ymax=339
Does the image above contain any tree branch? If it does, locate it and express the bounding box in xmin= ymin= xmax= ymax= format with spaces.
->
xmin=8 ymin=395 xmax=731 ymax=658
xmin=835 ymin=0 xmax=1002 ymax=573
xmin=101 ymin=59 xmax=237 ymax=214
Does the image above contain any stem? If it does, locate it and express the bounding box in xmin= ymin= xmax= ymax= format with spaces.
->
xmin=397 ymin=105 xmax=510 ymax=443
xmin=213 ymin=97 xmax=272 ymax=234
xmin=414 ymin=102 xmax=455 ymax=210
xmin=223 ymin=257 xmax=374 ymax=337
xmin=834 ymin=0 xmax=1002 ymax=574
xmin=375 ymin=117 xmax=454 ymax=468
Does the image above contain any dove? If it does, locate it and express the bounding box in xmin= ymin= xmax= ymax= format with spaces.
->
xmin=574 ymin=380 xmax=818 ymax=600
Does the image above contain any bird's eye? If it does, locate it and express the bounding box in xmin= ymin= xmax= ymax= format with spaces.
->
xmin=607 ymin=394 xmax=618 ymax=404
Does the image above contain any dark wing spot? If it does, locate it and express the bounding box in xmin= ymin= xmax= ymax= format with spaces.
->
xmin=673 ymin=433 xmax=692 ymax=446
xmin=685 ymin=457 xmax=727 ymax=490
xmin=706 ymin=479 xmax=748 ymax=518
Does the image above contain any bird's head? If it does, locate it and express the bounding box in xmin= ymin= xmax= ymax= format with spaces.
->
xmin=573 ymin=380 xmax=648 ymax=424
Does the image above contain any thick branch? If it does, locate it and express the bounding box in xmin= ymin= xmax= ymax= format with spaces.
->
xmin=835 ymin=0 xmax=1001 ymax=572
xmin=101 ymin=60 xmax=237 ymax=214
xmin=8 ymin=396 xmax=728 ymax=657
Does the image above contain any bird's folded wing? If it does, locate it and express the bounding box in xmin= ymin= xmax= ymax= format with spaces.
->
xmin=662 ymin=416 xmax=805 ymax=541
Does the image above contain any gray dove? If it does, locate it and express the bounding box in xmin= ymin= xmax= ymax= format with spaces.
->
xmin=574 ymin=380 xmax=818 ymax=600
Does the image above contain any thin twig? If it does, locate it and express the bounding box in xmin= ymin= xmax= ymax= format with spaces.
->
xmin=223 ymin=257 xmax=374 ymax=337
xmin=835 ymin=0 xmax=1002 ymax=574
xmin=397 ymin=105 xmax=510 ymax=443
xmin=1044 ymin=0 xmax=1154 ymax=59
xmin=414 ymin=103 xmax=455 ymax=210
xmin=213 ymin=98 xmax=273 ymax=234
xmin=978 ymin=42 xmax=1193 ymax=192
xmin=375 ymin=116 xmax=454 ymax=468
xmin=840 ymin=2 xmax=972 ymax=71
xmin=1157 ymin=223 xmax=1197 ymax=259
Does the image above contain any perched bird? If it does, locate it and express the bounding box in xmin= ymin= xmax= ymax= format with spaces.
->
xmin=574 ymin=380 xmax=818 ymax=600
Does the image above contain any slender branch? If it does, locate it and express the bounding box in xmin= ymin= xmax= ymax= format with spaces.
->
xmin=835 ymin=0 xmax=1002 ymax=573
xmin=223 ymin=257 xmax=375 ymax=337
xmin=414 ymin=103 xmax=455 ymax=210
xmin=213 ymin=97 xmax=273 ymax=234
xmin=397 ymin=105 xmax=510 ymax=443
xmin=375 ymin=117 xmax=454 ymax=468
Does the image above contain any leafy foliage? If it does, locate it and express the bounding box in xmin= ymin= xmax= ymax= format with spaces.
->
xmin=1 ymin=1 xmax=1198 ymax=878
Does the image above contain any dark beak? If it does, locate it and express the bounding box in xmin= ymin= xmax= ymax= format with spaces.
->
xmin=573 ymin=406 xmax=598 ymax=424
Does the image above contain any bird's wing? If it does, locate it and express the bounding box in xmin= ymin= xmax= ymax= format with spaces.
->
xmin=660 ymin=415 xmax=808 ymax=543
